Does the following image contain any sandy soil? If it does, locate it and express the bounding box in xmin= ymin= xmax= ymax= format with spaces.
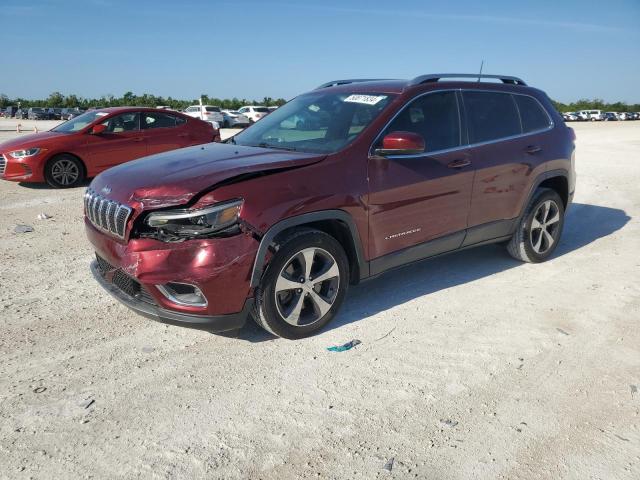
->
xmin=0 ymin=120 xmax=638 ymax=479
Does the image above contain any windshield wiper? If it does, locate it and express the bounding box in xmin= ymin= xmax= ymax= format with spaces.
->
xmin=254 ymin=142 xmax=297 ymax=151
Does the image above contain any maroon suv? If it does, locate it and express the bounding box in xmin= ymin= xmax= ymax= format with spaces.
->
xmin=86 ymin=73 xmax=576 ymax=339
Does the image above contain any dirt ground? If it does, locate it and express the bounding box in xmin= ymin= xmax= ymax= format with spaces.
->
xmin=0 ymin=119 xmax=638 ymax=479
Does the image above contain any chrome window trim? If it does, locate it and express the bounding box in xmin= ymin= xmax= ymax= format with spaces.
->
xmin=369 ymin=88 xmax=555 ymax=159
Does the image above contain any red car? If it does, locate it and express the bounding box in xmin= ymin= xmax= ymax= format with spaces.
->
xmin=86 ymin=73 xmax=575 ymax=339
xmin=0 ymin=107 xmax=218 ymax=188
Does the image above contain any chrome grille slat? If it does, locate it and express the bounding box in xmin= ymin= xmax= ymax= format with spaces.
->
xmin=84 ymin=188 xmax=132 ymax=239
xmin=0 ymin=154 xmax=6 ymax=175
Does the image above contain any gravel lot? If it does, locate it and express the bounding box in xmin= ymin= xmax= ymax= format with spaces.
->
xmin=0 ymin=119 xmax=638 ymax=479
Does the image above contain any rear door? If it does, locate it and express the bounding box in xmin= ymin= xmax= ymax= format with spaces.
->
xmin=463 ymin=91 xmax=552 ymax=237
xmin=83 ymin=111 xmax=147 ymax=171
xmin=141 ymin=111 xmax=192 ymax=155
xmin=367 ymin=91 xmax=474 ymax=265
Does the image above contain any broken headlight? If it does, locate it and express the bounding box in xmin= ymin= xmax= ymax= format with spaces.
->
xmin=145 ymin=199 xmax=243 ymax=238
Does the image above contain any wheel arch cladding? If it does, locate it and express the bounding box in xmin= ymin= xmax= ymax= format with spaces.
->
xmin=249 ymin=210 xmax=368 ymax=288
xmin=538 ymin=175 xmax=569 ymax=208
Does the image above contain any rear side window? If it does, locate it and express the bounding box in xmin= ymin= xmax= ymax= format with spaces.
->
xmin=382 ymin=91 xmax=461 ymax=153
xmin=142 ymin=112 xmax=183 ymax=129
xmin=205 ymin=107 xmax=220 ymax=112
xmin=514 ymin=95 xmax=551 ymax=133
xmin=463 ymin=91 xmax=520 ymax=143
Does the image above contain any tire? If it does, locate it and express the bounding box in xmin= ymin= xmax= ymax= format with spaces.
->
xmin=44 ymin=154 xmax=85 ymax=188
xmin=507 ymin=188 xmax=565 ymax=263
xmin=252 ymin=228 xmax=349 ymax=339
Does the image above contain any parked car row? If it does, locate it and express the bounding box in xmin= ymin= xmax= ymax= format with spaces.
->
xmin=1 ymin=106 xmax=85 ymax=120
xmin=181 ymin=105 xmax=274 ymax=128
xmin=562 ymin=110 xmax=640 ymax=121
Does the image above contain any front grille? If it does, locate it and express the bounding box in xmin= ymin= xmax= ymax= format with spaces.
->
xmin=0 ymin=154 xmax=6 ymax=175
xmin=95 ymin=254 xmax=156 ymax=306
xmin=84 ymin=189 xmax=132 ymax=239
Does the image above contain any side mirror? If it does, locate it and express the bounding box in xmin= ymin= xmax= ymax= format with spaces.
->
xmin=90 ymin=124 xmax=107 ymax=135
xmin=374 ymin=131 xmax=425 ymax=156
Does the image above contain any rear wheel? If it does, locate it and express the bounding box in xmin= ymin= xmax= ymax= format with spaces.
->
xmin=507 ymin=188 xmax=565 ymax=263
xmin=45 ymin=154 xmax=85 ymax=188
xmin=253 ymin=229 xmax=349 ymax=339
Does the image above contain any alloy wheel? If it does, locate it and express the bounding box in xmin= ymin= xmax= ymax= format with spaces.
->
xmin=51 ymin=159 xmax=79 ymax=186
xmin=274 ymin=247 xmax=340 ymax=326
xmin=530 ymin=200 xmax=561 ymax=254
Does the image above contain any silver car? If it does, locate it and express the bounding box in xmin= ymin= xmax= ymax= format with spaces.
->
xmin=221 ymin=110 xmax=251 ymax=128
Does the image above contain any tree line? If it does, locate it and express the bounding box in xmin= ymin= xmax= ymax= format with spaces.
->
xmin=0 ymin=92 xmax=288 ymax=111
xmin=0 ymin=92 xmax=638 ymax=113
xmin=550 ymin=98 xmax=640 ymax=113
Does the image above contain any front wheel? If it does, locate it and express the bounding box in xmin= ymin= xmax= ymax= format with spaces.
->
xmin=507 ymin=188 xmax=565 ymax=263
xmin=253 ymin=229 xmax=349 ymax=339
xmin=45 ymin=154 xmax=85 ymax=188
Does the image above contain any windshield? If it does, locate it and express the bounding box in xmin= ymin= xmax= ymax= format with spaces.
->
xmin=51 ymin=110 xmax=109 ymax=133
xmin=254 ymin=107 xmax=269 ymax=113
xmin=232 ymin=92 xmax=395 ymax=154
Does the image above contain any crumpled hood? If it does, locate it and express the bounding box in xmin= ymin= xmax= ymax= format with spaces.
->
xmin=90 ymin=142 xmax=325 ymax=209
xmin=0 ymin=131 xmax=69 ymax=152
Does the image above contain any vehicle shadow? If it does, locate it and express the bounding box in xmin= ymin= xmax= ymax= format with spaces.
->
xmin=220 ymin=202 xmax=630 ymax=343
xmin=18 ymin=179 xmax=91 ymax=189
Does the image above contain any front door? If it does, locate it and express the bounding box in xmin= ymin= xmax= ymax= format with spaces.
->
xmin=83 ymin=111 xmax=147 ymax=172
xmin=367 ymin=91 xmax=474 ymax=271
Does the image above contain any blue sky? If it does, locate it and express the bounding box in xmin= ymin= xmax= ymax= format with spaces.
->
xmin=1 ymin=0 xmax=639 ymax=102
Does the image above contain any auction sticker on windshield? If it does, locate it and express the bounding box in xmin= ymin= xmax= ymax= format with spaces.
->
xmin=344 ymin=94 xmax=387 ymax=105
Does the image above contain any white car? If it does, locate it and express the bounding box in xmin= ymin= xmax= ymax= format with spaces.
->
xmin=237 ymin=106 xmax=270 ymax=123
xmin=184 ymin=105 xmax=224 ymax=128
xmin=578 ymin=109 xmax=603 ymax=121
xmin=221 ymin=110 xmax=251 ymax=128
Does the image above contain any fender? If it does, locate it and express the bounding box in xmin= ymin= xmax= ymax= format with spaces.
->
xmin=249 ymin=209 xmax=368 ymax=287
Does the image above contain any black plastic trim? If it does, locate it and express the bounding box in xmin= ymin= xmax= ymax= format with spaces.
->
xmin=249 ymin=210 xmax=368 ymax=287
xmin=462 ymin=218 xmax=517 ymax=247
xmin=370 ymin=231 xmax=465 ymax=276
xmin=91 ymin=261 xmax=251 ymax=332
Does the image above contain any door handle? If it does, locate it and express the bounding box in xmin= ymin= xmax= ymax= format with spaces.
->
xmin=177 ymin=133 xmax=189 ymax=138
xmin=132 ymin=137 xmax=145 ymax=142
xmin=525 ymin=145 xmax=542 ymax=154
xmin=447 ymin=159 xmax=472 ymax=169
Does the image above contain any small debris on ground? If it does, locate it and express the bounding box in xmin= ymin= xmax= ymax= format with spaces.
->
xmin=374 ymin=327 xmax=396 ymax=342
xmin=327 ymin=339 xmax=361 ymax=352
xmin=37 ymin=213 xmax=52 ymax=220
xmin=556 ymin=328 xmax=570 ymax=336
xmin=383 ymin=457 xmax=394 ymax=472
xmin=32 ymin=387 xmax=47 ymax=394
xmin=141 ymin=346 xmax=154 ymax=353
xmin=80 ymin=399 xmax=95 ymax=409
xmin=14 ymin=224 xmax=34 ymax=234
xmin=440 ymin=419 xmax=458 ymax=428
xmin=630 ymin=384 xmax=638 ymax=397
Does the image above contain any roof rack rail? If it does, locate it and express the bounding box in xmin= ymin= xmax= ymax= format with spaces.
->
xmin=315 ymin=79 xmax=391 ymax=89
xmin=410 ymin=73 xmax=527 ymax=86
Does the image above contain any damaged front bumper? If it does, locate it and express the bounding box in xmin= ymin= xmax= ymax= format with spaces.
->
xmin=91 ymin=261 xmax=253 ymax=331
xmin=86 ymin=219 xmax=258 ymax=331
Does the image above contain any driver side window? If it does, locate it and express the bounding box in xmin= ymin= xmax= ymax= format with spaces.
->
xmin=382 ymin=91 xmax=461 ymax=153
xmin=101 ymin=112 xmax=141 ymax=133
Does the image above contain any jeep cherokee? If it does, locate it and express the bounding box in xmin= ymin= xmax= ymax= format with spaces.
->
xmin=85 ymin=73 xmax=576 ymax=339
